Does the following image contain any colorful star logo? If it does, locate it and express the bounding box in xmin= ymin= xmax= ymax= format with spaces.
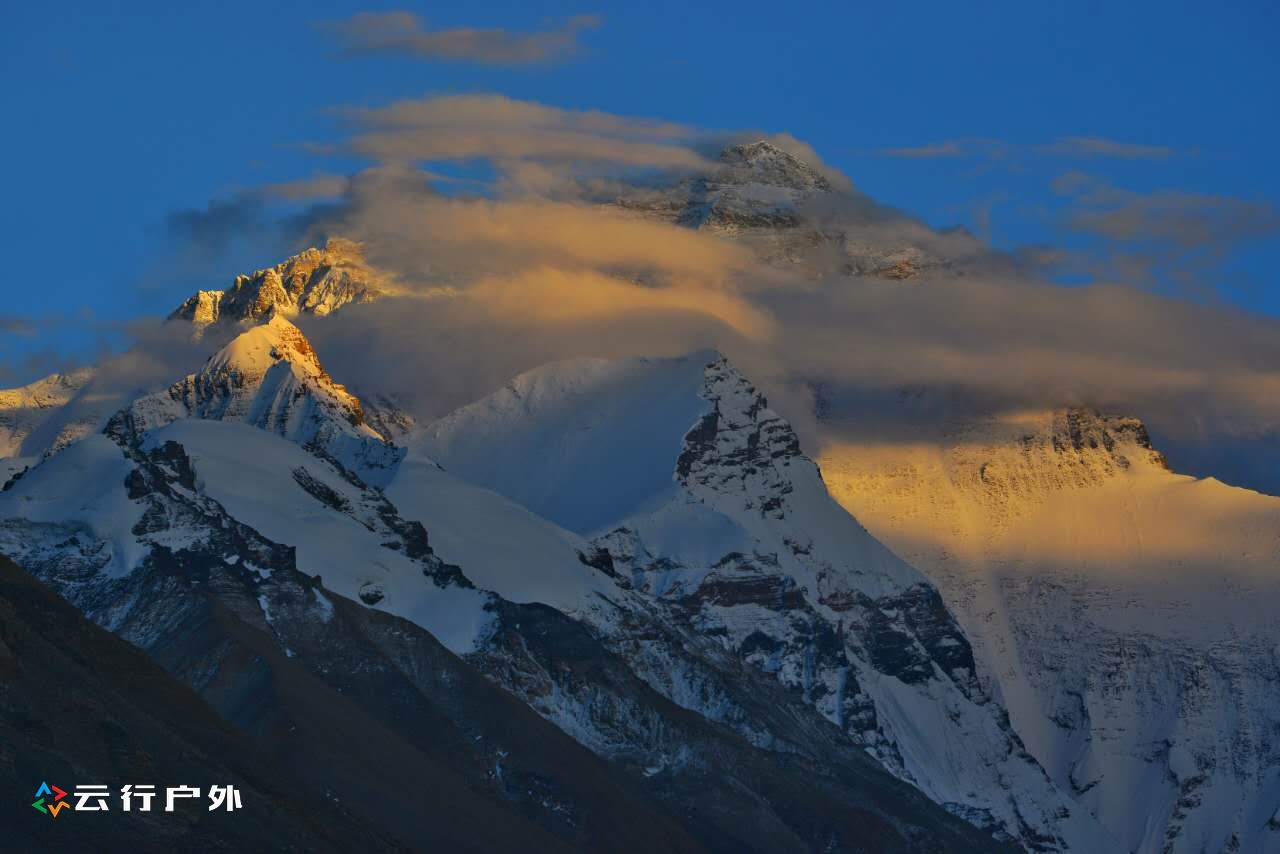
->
xmin=31 ymin=782 xmax=68 ymax=817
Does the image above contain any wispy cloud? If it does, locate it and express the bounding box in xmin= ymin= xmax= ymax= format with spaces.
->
xmin=1050 ymin=171 xmax=1280 ymax=297
xmin=878 ymin=136 xmax=1177 ymax=161
xmin=1055 ymin=172 xmax=1279 ymax=247
xmin=880 ymin=138 xmax=1008 ymax=160
xmin=165 ymin=192 xmax=266 ymax=256
xmin=146 ymin=95 xmax=856 ymax=315
xmin=335 ymin=93 xmax=713 ymax=194
xmin=321 ymin=11 xmax=600 ymax=66
xmin=1035 ymin=136 xmax=1175 ymax=159
xmin=263 ymin=173 xmax=352 ymax=201
xmin=881 ymin=142 xmax=965 ymax=159
xmin=0 ymin=316 xmax=37 ymax=337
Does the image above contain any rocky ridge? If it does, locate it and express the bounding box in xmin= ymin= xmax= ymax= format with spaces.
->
xmin=170 ymin=238 xmax=387 ymax=330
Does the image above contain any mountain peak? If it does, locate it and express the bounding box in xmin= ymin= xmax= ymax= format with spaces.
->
xmin=205 ymin=312 xmax=328 ymax=382
xmin=608 ymin=139 xmax=835 ymax=238
xmin=185 ymin=313 xmax=375 ymax=437
xmin=119 ymin=315 xmax=401 ymax=484
xmin=170 ymin=238 xmax=388 ymax=329
xmin=717 ymin=139 xmax=832 ymax=193
xmin=719 ymin=138 xmax=788 ymax=161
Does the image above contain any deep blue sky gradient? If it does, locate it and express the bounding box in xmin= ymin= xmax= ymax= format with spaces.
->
xmin=2 ymin=1 xmax=1276 ymax=380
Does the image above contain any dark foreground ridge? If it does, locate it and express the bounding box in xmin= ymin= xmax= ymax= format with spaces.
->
xmin=0 ymin=555 xmax=401 ymax=853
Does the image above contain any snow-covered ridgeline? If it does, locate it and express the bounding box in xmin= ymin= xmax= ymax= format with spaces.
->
xmin=819 ymin=407 xmax=1280 ymax=854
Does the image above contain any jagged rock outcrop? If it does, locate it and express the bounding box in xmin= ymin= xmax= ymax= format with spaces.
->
xmin=170 ymin=238 xmax=387 ymax=330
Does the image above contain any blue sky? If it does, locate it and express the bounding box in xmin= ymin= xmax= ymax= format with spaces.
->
xmin=2 ymin=1 xmax=1277 ymax=382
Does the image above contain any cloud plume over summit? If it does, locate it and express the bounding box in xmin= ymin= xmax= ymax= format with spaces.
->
xmin=126 ymin=93 xmax=1280 ymax=464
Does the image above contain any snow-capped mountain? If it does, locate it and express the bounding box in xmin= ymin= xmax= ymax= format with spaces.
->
xmin=0 ymin=240 xmax=393 ymax=471
xmin=0 ymin=319 xmax=1013 ymax=851
xmin=624 ymin=140 xmax=834 ymax=234
xmin=607 ymin=140 xmax=963 ymax=279
xmin=605 ymin=139 xmax=1280 ymax=851
xmin=1 ymin=312 xmax=1104 ymax=846
xmin=3 ymin=129 xmax=1274 ymax=847
xmin=818 ymin=405 xmax=1280 ymax=853
xmin=170 ymin=237 xmax=389 ymax=330
xmin=413 ymin=352 xmax=1118 ymax=851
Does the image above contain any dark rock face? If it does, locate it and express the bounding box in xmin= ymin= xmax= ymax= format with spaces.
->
xmin=861 ymin=606 xmax=937 ymax=686
xmin=895 ymin=586 xmax=979 ymax=685
xmin=595 ymin=355 xmax=1053 ymax=835
xmin=1052 ymin=408 xmax=1169 ymax=471
xmin=682 ymin=553 xmax=807 ymax=611
xmin=673 ymin=357 xmax=979 ymax=696
xmin=676 ymin=410 xmax=720 ymax=480
xmin=357 ymin=581 xmax=385 ymax=605
xmin=2 ymin=465 xmax=29 ymax=492
xmin=576 ymin=546 xmax=619 ymax=578
xmin=605 ymin=524 xmax=883 ymax=744
xmin=292 ymin=466 xmax=351 ymax=513
xmin=677 ymin=357 xmax=802 ymax=521
xmin=843 ymin=586 xmax=980 ymax=691
xmin=475 ymin=599 xmax=1015 ymax=854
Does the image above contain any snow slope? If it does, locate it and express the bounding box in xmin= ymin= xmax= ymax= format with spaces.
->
xmin=417 ymin=354 xmax=711 ymax=536
xmin=152 ymin=419 xmax=492 ymax=652
xmin=819 ymin=407 xmax=1280 ymax=854
xmin=386 ymin=450 xmax=616 ymax=613
xmin=0 ymin=434 xmax=146 ymax=579
xmin=0 ymin=367 xmax=96 ymax=459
